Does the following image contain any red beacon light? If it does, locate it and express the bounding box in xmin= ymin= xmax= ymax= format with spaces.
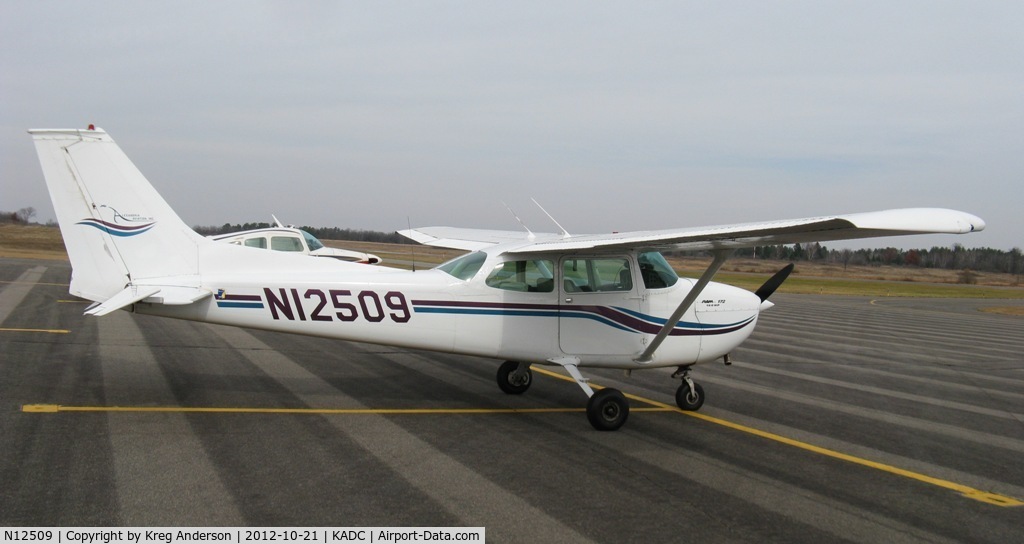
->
xmin=87 ymin=124 xmax=95 ymax=131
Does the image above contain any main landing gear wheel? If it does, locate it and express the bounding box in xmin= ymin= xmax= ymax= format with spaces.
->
xmin=675 ymin=382 xmax=705 ymax=411
xmin=587 ymin=388 xmax=629 ymax=431
xmin=496 ymin=360 xmax=532 ymax=395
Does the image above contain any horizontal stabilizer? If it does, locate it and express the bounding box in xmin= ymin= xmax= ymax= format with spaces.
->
xmin=140 ymin=285 xmax=212 ymax=306
xmin=84 ymin=281 xmax=211 ymax=316
xmin=85 ymin=285 xmax=161 ymax=316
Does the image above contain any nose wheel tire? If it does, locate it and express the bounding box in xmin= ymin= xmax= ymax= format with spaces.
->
xmin=497 ymin=360 xmax=532 ymax=395
xmin=587 ymin=388 xmax=629 ymax=431
xmin=675 ymin=382 xmax=705 ymax=411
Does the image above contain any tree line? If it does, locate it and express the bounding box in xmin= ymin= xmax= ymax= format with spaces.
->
xmin=6 ymin=211 xmax=1021 ymax=276
xmin=746 ymin=243 xmax=1023 ymax=275
xmin=195 ymin=222 xmax=1021 ymax=275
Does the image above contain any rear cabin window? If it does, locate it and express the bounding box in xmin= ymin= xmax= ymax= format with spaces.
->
xmin=271 ymin=236 xmax=304 ymax=252
xmin=244 ymin=237 xmax=267 ymax=249
xmin=485 ymin=259 xmax=555 ymax=292
xmin=562 ymin=258 xmax=633 ymax=293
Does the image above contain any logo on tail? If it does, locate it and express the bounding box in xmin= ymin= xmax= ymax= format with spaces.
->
xmin=77 ymin=205 xmax=156 ymax=237
xmin=77 ymin=218 xmax=156 ymax=237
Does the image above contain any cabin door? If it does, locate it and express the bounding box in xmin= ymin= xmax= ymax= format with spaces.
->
xmin=558 ymin=256 xmax=644 ymax=355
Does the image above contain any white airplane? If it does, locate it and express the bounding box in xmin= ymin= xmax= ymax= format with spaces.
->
xmin=210 ymin=217 xmax=383 ymax=265
xmin=30 ymin=127 xmax=985 ymax=430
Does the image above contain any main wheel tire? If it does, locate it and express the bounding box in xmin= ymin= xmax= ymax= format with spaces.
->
xmin=587 ymin=388 xmax=629 ymax=431
xmin=496 ymin=360 xmax=532 ymax=394
xmin=675 ymin=382 xmax=705 ymax=411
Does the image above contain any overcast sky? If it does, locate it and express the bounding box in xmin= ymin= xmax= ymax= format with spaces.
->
xmin=2 ymin=2 xmax=1021 ymax=250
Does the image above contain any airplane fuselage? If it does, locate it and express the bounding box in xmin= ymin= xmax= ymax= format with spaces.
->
xmin=137 ymin=247 xmax=762 ymax=369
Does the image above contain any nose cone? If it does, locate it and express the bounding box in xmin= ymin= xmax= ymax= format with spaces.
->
xmin=759 ymin=299 xmax=775 ymax=312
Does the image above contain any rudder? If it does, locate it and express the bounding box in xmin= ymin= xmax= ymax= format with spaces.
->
xmin=30 ymin=127 xmax=204 ymax=303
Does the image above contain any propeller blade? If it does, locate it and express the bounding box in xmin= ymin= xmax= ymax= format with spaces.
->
xmin=755 ymin=263 xmax=795 ymax=302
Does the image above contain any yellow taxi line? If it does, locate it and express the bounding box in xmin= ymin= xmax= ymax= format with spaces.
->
xmin=23 ymin=404 xmax=672 ymax=415
xmin=0 ymin=280 xmax=69 ymax=287
xmin=0 ymin=328 xmax=70 ymax=334
xmin=531 ymin=366 xmax=1022 ymax=507
xmin=20 ymin=365 xmax=1020 ymax=507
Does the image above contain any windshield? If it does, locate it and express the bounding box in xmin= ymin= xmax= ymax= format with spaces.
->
xmin=638 ymin=251 xmax=679 ymax=289
xmin=300 ymin=230 xmax=324 ymax=251
xmin=436 ymin=252 xmax=487 ymax=280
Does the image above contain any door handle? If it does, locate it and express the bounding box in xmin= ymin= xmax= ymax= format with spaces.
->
xmin=565 ymin=297 xmax=573 ymax=303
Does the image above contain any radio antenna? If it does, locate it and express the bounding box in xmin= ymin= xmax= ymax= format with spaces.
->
xmin=502 ymin=202 xmax=536 ymax=241
xmin=531 ymin=198 xmax=571 ymax=238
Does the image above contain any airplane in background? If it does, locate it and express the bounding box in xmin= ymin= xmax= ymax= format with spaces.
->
xmin=211 ymin=217 xmax=383 ymax=264
xmin=30 ymin=127 xmax=985 ymax=430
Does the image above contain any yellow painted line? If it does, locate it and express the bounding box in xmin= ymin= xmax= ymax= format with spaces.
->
xmin=25 ymin=404 xmax=584 ymax=415
xmin=57 ymin=299 xmax=90 ymax=304
xmin=0 ymin=328 xmax=70 ymax=334
xmin=531 ymin=366 xmax=1022 ymax=507
xmin=22 ymin=366 xmax=1021 ymax=507
xmin=22 ymin=404 xmax=671 ymax=415
xmin=0 ymin=280 xmax=69 ymax=287
xmin=533 ymin=366 xmax=605 ymax=387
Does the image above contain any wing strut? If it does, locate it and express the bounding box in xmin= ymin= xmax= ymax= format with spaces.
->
xmin=635 ymin=249 xmax=733 ymax=364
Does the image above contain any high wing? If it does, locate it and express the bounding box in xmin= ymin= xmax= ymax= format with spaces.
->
xmin=399 ymin=208 xmax=985 ymax=253
xmin=397 ymin=227 xmax=557 ymax=251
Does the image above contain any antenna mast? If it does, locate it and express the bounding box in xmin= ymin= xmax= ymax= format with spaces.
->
xmin=502 ymin=202 xmax=536 ymax=241
xmin=531 ymin=198 xmax=571 ymax=238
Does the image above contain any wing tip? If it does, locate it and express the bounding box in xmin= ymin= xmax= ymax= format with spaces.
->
xmin=843 ymin=208 xmax=986 ymax=235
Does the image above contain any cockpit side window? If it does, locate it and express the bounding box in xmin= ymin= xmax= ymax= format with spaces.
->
xmin=436 ymin=252 xmax=487 ymax=281
xmin=271 ymin=236 xmax=304 ymax=252
xmin=638 ymin=251 xmax=679 ymax=289
xmin=485 ymin=259 xmax=555 ymax=292
xmin=561 ymin=258 xmax=633 ymax=293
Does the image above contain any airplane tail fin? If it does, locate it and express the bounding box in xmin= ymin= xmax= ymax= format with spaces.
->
xmin=30 ymin=127 xmax=205 ymax=304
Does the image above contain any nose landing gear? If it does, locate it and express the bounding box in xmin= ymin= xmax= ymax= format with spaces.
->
xmin=672 ymin=365 xmax=705 ymax=411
